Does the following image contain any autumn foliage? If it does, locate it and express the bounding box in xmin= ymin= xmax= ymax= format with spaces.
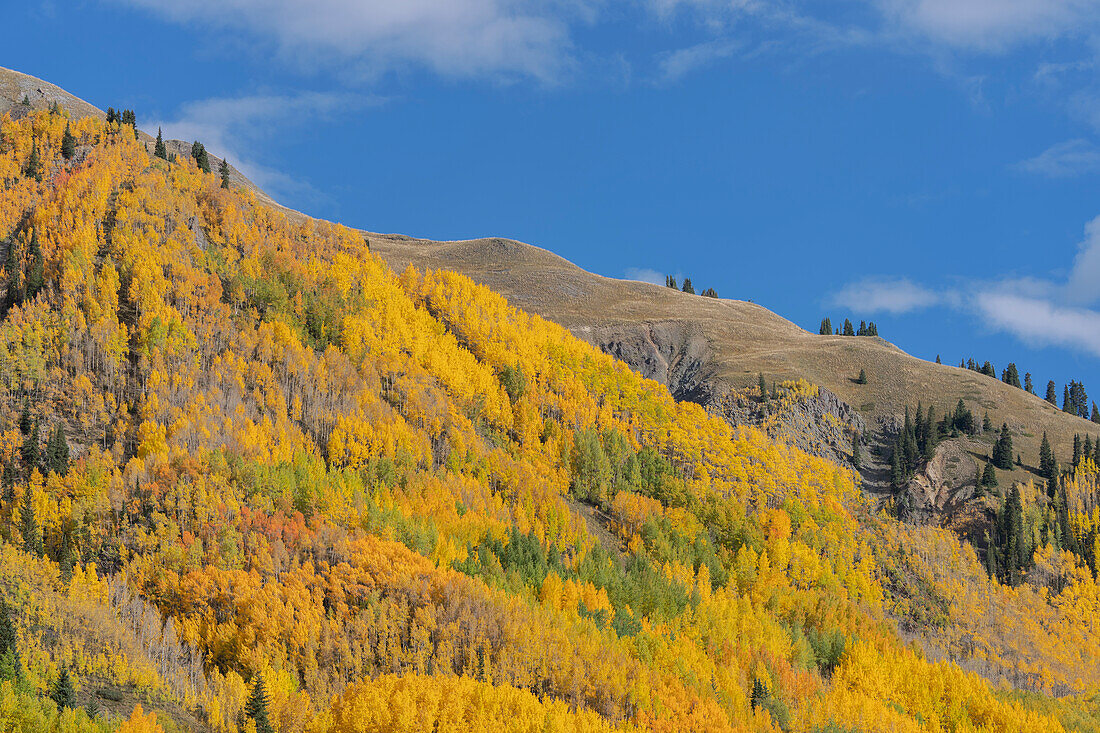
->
xmin=0 ymin=107 xmax=1096 ymax=731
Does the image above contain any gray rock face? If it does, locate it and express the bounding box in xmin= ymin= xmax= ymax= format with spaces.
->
xmin=573 ymin=321 xmax=714 ymax=403
xmin=572 ymin=321 xmax=867 ymax=469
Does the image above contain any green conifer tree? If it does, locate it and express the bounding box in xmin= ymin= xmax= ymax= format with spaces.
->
xmin=245 ymin=673 xmax=274 ymax=733
xmin=20 ymin=489 xmax=43 ymax=557
xmin=1039 ymin=432 xmax=1057 ymax=482
xmin=681 ymin=278 xmax=694 ymax=295
xmin=45 ymin=424 xmax=70 ymax=476
xmin=856 ymin=368 xmax=867 ymax=385
xmin=0 ymin=599 xmax=19 ymax=681
xmin=220 ymin=157 xmax=231 ymax=189
xmin=993 ymin=423 xmax=1013 ymax=470
xmin=981 ymin=460 xmax=998 ymax=487
xmin=18 ymin=399 xmax=31 ymax=436
xmin=24 ymin=145 xmax=42 ymax=182
xmin=61 ymin=123 xmax=76 ymax=160
xmin=1025 ymin=372 xmax=1034 ymax=394
xmin=1046 ymin=380 xmax=1058 ymax=405
xmin=49 ymin=668 xmax=75 ymax=709
xmin=25 ymin=231 xmax=44 ymax=299
xmin=154 ymin=128 xmax=168 ymax=160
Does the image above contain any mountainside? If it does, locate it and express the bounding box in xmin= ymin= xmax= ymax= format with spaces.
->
xmin=368 ymin=234 xmax=1099 ymax=516
xmin=0 ymin=66 xmax=279 ymax=211
xmin=0 ymin=76 xmax=1099 ymax=732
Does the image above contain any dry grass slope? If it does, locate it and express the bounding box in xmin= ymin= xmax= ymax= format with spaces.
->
xmin=368 ymin=231 xmax=1100 ymax=489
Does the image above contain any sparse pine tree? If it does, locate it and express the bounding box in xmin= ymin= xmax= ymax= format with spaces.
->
xmin=981 ymin=460 xmax=998 ymax=487
xmin=1063 ymin=384 xmax=1072 ymax=413
xmin=245 ymin=673 xmax=274 ymax=733
xmin=993 ymin=423 xmax=1013 ymax=470
xmin=191 ymin=141 xmax=211 ymax=173
xmin=935 ymin=355 xmax=942 ymax=364
xmin=700 ymin=287 xmax=718 ymax=298
xmin=665 ymin=275 xmax=677 ymax=289
xmin=1002 ymin=363 xmax=1021 ymax=389
xmin=154 ymin=128 xmax=167 ymax=160
xmin=220 ymin=157 xmax=231 ymax=189
xmin=1039 ymin=432 xmax=1057 ymax=481
xmin=1025 ymin=372 xmax=1034 ymax=394
xmin=1046 ymin=380 xmax=1058 ymax=405
xmin=20 ymin=95 xmax=31 ymax=107
xmin=750 ymin=676 xmax=768 ymax=710
xmin=982 ymin=412 xmax=993 ymax=433
xmin=681 ymin=278 xmax=694 ymax=295
xmin=856 ymin=368 xmax=867 ymax=385
xmin=843 ymin=318 xmax=854 ymax=336
xmin=1093 ymin=402 xmax=1100 ymax=424
xmin=758 ymin=373 xmax=766 ymax=400
xmin=61 ymin=123 xmax=76 ymax=160
xmin=852 ymin=433 xmax=861 ymax=469
xmin=819 ymin=317 xmax=833 ymax=335
xmin=1073 ymin=434 xmax=1082 ymax=467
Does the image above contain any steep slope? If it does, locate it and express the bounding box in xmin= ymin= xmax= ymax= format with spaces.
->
xmin=0 ymin=66 xmax=279 ymax=210
xmin=1 ymin=81 xmax=1100 ymax=732
xmin=368 ymin=233 xmax=1100 ymax=501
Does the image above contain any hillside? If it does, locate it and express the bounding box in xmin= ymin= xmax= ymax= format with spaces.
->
xmin=0 ymin=66 xmax=279 ymax=211
xmin=1 ymin=79 xmax=1100 ymax=732
xmin=368 ymin=234 xmax=1099 ymax=513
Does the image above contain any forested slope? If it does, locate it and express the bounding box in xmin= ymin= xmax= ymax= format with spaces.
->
xmin=0 ymin=107 xmax=1098 ymax=732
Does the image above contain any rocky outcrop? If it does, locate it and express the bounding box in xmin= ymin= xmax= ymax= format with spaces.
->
xmin=573 ymin=321 xmax=715 ymax=403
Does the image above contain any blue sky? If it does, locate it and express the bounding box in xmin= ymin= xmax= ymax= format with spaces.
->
xmin=9 ymin=0 xmax=1100 ymax=401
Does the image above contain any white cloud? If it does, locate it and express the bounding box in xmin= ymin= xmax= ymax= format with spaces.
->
xmin=870 ymin=0 xmax=1099 ymax=51
xmin=831 ymin=277 xmax=942 ymax=314
xmin=974 ymin=290 xmax=1100 ymax=357
xmin=147 ymin=91 xmax=378 ymax=202
xmin=624 ymin=267 xmax=669 ymax=286
xmin=832 ymin=215 xmax=1100 ymax=360
xmin=1067 ymin=214 xmax=1100 ymax=304
xmin=1016 ymin=139 xmax=1100 ymax=178
xmin=119 ymin=0 xmax=584 ymax=82
xmin=655 ymin=39 xmax=740 ymax=83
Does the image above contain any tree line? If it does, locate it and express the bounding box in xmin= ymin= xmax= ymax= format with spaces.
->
xmin=818 ymin=317 xmax=878 ymax=337
xmin=664 ymin=275 xmax=717 ymax=298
